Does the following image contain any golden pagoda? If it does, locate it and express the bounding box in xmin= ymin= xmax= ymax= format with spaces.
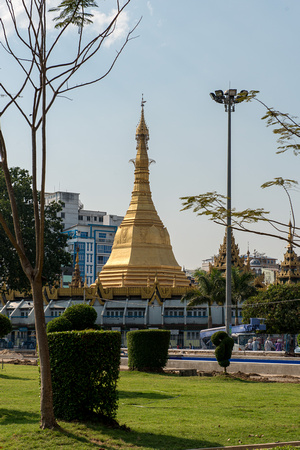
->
xmin=98 ymin=101 xmax=189 ymax=289
xmin=276 ymin=221 xmax=300 ymax=284
xmin=211 ymin=230 xmax=244 ymax=272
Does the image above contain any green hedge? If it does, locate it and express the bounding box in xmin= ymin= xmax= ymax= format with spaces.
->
xmin=46 ymin=316 xmax=73 ymax=332
xmin=127 ymin=329 xmax=170 ymax=372
xmin=47 ymin=303 xmax=98 ymax=333
xmin=63 ymin=303 xmax=97 ymax=330
xmin=211 ymin=331 xmax=234 ymax=371
xmin=48 ymin=330 xmax=121 ymax=421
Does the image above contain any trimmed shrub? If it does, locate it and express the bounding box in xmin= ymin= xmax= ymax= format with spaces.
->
xmin=127 ymin=329 xmax=170 ymax=372
xmin=63 ymin=303 xmax=97 ymax=330
xmin=0 ymin=314 xmax=12 ymax=338
xmin=46 ymin=316 xmax=73 ymax=333
xmin=48 ymin=330 xmax=121 ymax=421
xmin=211 ymin=331 xmax=234 ymax=372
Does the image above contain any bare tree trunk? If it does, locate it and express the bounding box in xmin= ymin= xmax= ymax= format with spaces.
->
xmin=32 ymin=277 xmax=57 ymax=429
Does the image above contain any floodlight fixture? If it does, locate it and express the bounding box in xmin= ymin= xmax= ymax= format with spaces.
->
xmin=209 ymin=87 xmax=248 ymax=334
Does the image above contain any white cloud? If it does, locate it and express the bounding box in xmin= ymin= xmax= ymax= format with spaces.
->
xmin=147 ymin=1 xmax=153 ymax=16
xmin=92 ymin=9 xmax=130 ymax=48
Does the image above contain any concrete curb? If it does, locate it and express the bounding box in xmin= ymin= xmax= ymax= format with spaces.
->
xmin=187 ymin=440 xmax=300 ymax=450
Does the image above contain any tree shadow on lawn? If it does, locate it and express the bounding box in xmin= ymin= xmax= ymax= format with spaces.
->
xmin=59 ymin=421 xmax=222 ymax=450
xmin=0 ymin=373 xmax=32 ymax=381
xmin=118 ymin=390 xmax=177 ymax=401
xmin=0 ymin=408 xmax=39 ymax=425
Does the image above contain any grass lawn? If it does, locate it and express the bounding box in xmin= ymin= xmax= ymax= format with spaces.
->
xmin=0 ymin=364 xmax=299 ymax=449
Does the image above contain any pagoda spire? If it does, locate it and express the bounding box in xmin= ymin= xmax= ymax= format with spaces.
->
xmin=276 ymin=220 xmax=300 ymax=284
xmin=69 ymin=247 xmax=83 ymax=288
xmin=212 ymin=229 xmax=244 ymax=272
xmin=98 ymin=101 xmax=189 ymax=288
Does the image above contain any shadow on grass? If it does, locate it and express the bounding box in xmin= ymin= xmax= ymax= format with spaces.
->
xmin=119 ymin=390 xmax=176 ymax=401
xmin=59 ymin=421 xmax=222 ymax=450
xmin=0 ymin=408 xmax=222 ymax=449
xmin=212 ymin=373 xmax=262 ymax=383
xmin=0 ymin=373 xmax=32 ymax=381
xmin=0 ymin=408 xmax=40 ymax=425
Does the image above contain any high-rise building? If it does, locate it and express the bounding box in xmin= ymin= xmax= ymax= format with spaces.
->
xmin=45 ymin=191 xmax=123 ymax=285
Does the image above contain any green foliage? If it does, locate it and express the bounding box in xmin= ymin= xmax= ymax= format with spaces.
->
xmin=242 ymin=284 xmax=300 ymax=334
xmin=297 ymin=335 xmax=300 ymax=346
xmin=181 ymin=191 xmax=269 ymax=224
xmin=46 ymin=316 xmax=73 ymax=333
xmin=211 ymin=331 xmax=234 ymax=371
xmin=63 ymin=303 xmax=97 ymax=330
xmin=231 ymin=267 xmax=257 ymax=321
xmin=0 ymin=167 xmax=71 ymax=293
xmin=0 ymin=313 xmax=12 ymax=338
xmin=127 ymin=329 xmax=170 ymax=372
xmin=182 ymin=268 xmax=225 ymax=326
xmin=48 ymin=330 xmax=121 ymax=421
xmin=46 ymin=303 xmax=98 ymax=332
xmin=49 ymin=0 xmax=98 ymax=29
xmin=243 ymin=90 xmax=300 ymax=155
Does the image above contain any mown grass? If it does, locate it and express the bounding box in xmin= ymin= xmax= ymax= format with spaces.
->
xmin=0 ymin=364 xmax=299 ymax=449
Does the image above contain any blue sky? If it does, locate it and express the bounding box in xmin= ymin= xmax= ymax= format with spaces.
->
xmin=1 ymin=0 xmax=300 ymax=269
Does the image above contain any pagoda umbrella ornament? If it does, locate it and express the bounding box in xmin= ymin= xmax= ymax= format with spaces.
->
xmin=209 ymin=89 xmax=248 ymax=334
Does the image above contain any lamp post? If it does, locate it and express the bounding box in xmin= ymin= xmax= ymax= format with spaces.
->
xmin=209 ymin=89 xmax=248 ymax=334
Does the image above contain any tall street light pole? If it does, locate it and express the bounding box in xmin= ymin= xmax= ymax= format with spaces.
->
xmin=209 ymin=89 xmax=248 ymax=334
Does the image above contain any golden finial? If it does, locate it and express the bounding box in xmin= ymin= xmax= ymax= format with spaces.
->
xmin=136 ymin=95 xmax=149 ymax=139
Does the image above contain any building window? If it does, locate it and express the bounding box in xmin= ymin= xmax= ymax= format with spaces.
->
xmin=99 ymin=216 xmax=103 ymax=223
xmin=61 ymin=212 xmax=65 ymax=218
xmin=94 ymin=216 xmax=97 ymax=221
xmin=87 ymin=216 xmax=90 ymax=221
xmin=97 ymin=244 xmax=112 ymax=254
xmin=79 ymin=215 xmax=83 ymax=220
xmin=97 ymin=255 xmax=109 ymax=265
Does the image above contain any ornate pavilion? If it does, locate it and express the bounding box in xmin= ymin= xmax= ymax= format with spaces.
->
xmin=276 ymin=222 xmax=300 ymax=284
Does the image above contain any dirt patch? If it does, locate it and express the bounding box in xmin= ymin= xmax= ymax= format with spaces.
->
xmin=0 ymin=349 xmax=37 ymax=366
xmin=209 ymin=370 xmax=300 ymax=383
